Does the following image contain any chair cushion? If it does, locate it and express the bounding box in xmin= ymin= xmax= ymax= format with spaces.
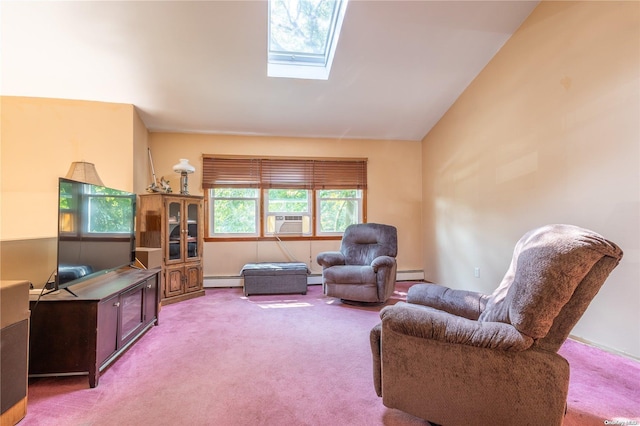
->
xmin=323 ymin=265 xmax=376 ymax=284
xmin=478 ymin=224 xmax=622 ymax=339
xmin=341 ymin=223 xmax=397 ymax=265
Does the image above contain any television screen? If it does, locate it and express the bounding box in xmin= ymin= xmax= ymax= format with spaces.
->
xmin=56 ymin=178 xmax=136 ymax=291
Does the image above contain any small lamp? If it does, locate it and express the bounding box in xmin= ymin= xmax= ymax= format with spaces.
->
xmin=173 ymin=159 xmax=195 ymax=195
xmin=65 ymin=161 xmax=104 ymax=186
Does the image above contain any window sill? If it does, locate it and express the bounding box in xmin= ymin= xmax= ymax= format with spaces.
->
xmin=205 ymin=235 xmax=342 ymax=242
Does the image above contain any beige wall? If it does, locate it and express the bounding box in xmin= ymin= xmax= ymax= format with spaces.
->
xmin=149 ymin=132 xmax=423 ymax=277
xmin=422 ymin=1 xmax=640 ymax=358
xmin=133 ymin=107 xmax=151 ymax=194
xmin=0 ymin=96 xmax=137 ymax=285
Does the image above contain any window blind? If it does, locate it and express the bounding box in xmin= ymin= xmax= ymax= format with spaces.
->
xmin=202 ymin=157 xmax=261 ymax=188
xmin=261 ymin=159 xmax=314 ymax=189
xmin=313 ymin=159 xmax=367 ymax=189
xmin=202 ymin=156 xmax=367 ymax=190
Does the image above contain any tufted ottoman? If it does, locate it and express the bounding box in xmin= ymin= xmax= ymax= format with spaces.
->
xmin=241 ymin=262 xmax=308 ymax=296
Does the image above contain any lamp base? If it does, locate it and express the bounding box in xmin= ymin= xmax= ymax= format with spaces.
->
xmin=180 ymin=172 xmax=189 ymax=195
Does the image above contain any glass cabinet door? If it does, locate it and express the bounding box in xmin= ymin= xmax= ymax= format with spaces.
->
xmin=120 ymin=285 xmax=145 ymax=344
xmin=167 ymin=201 xmax=183 ymax=261
xmin=185 ymin=201 xmax=199 ymax=260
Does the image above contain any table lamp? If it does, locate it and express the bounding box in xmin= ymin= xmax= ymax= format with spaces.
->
xmin=65 ymin=161 xmax=104 ymax=186
xmin=173 ymin=159 xmax=195 ymax=195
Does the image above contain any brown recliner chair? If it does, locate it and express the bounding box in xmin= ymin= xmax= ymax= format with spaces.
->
xmin=317 ymin=223 xmax=397 ymax=304
xmin=370 ymin=224 xmax=623 ymax=426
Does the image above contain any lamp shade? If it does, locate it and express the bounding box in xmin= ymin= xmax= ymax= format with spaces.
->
xmin=173 ymin=159 xmax=195 ymax=174
xmin=65 ymin=161 xmax=104 ymax=186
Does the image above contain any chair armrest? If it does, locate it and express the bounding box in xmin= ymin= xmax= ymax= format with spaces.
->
xmin=380 ymin=302 xmax=533 ymax=351
xmin=369 ymin=323 xmax=383 ymax=397
xmin=371 ymin=255 xmax=396 ymax=272
xmin=407 ymin=283 xmax=490 ymax=320
xmin=316 ymin=251 xmax=345 ymax=268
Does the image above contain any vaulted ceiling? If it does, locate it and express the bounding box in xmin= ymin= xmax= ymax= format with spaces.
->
xmin=1 ymin=1 xmax=538 ymax=141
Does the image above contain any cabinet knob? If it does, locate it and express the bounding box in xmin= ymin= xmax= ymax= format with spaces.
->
xmin=113 ymin=302 xmax=120 ymax=307
xmin=147 ymin=284 xmax=152 ymax=289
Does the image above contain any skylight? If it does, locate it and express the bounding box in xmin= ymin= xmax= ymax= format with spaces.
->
xmin=268 ymin=0 xmax=349 ymax=80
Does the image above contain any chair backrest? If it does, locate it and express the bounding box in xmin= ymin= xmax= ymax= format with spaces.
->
xmin=478 ymin=224 xmax=623 ymax=352
xmin=340 ymin=223 xmax=398 ymax=266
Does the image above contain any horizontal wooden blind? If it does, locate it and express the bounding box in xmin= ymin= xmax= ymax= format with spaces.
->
xmin=313 ymin=159 xmax=367 ymax=189
xmin=261 ymin=159 xmax=314 ymax=189
xmin=203 ymin=156 xmax=367 ymax=190
xmin=202 ymin=157 xmax=261 ymax=188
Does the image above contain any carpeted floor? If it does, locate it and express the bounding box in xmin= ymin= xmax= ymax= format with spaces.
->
xmin=21 ymin=282 xmax=640 ymax=426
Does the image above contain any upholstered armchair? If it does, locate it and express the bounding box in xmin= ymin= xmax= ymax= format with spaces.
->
xmin=370 ymin=224 xmax=622 ymax=425
xmin=317 ymin=223 xmax=398 ymax=304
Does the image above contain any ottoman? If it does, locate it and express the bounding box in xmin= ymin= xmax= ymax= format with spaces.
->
xmin=241 ymin=262 xmax=308 ymax=296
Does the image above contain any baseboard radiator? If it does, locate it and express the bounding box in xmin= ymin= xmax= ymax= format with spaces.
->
xmin=204 ymin=270 xmax=425 ymax=288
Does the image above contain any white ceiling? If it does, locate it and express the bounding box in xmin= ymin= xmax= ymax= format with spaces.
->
xmin=1 ymin=1 xmax=538 ymax=142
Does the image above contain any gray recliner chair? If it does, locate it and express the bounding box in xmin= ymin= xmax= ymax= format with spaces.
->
xmin=317 ymin=223 xmax=398 ymax=304
xmin=370 ymin=224 xmax=623 ymax=425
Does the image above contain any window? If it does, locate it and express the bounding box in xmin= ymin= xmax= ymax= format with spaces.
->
xmin=316 ymin=189 xmax=361 ymax=234
xmin=265 ymin=189 xmax=312 ymax=235
xmin=268 ymin=0 xmax=350 ymax=80
xmin=210 ymin=188 xmax=260 ymax=236
xmin=203 ymin=156 xmax=366 ymax=239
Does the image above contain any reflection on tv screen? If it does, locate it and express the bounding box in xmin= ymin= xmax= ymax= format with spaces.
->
xmin=57 ymin=178 xmax=136 ymax=290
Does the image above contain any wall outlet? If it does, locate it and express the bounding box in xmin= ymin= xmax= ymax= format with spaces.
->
xmin=474 ymin=267 xmax=480 ymax=278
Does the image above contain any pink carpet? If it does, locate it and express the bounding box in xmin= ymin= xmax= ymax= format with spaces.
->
xmin=21 ymin=283 xmax=640 ymax=425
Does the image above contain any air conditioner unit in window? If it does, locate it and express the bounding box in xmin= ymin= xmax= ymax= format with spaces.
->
xmin=274 ymin=215 xmax=303 ymax=234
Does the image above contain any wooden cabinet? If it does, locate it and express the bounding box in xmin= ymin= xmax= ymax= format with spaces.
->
xmin=138 ymin=193 xmax=205 ymax=305
xmin=28 ymin=267 xmax=160 ymax=388
xmin=96 ymin=294 xmax=119 ymax=367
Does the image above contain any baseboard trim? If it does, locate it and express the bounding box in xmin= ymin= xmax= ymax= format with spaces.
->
xmin=204 ymin=270 xmax=425 ymax=288
xmin=204 ymin=277 xmax=244 ymax=288
xmin=396 ymin=270 xmax=426 ymax=281
xmin=568 ymin=335 xmax=640 ymax=362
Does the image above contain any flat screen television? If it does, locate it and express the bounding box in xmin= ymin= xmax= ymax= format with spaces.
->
xmin=54 ymin=178 xmax=136 ymax=295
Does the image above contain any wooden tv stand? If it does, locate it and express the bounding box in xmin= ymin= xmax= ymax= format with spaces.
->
xmin=28 ymin=267 xmax=161 ymax=388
